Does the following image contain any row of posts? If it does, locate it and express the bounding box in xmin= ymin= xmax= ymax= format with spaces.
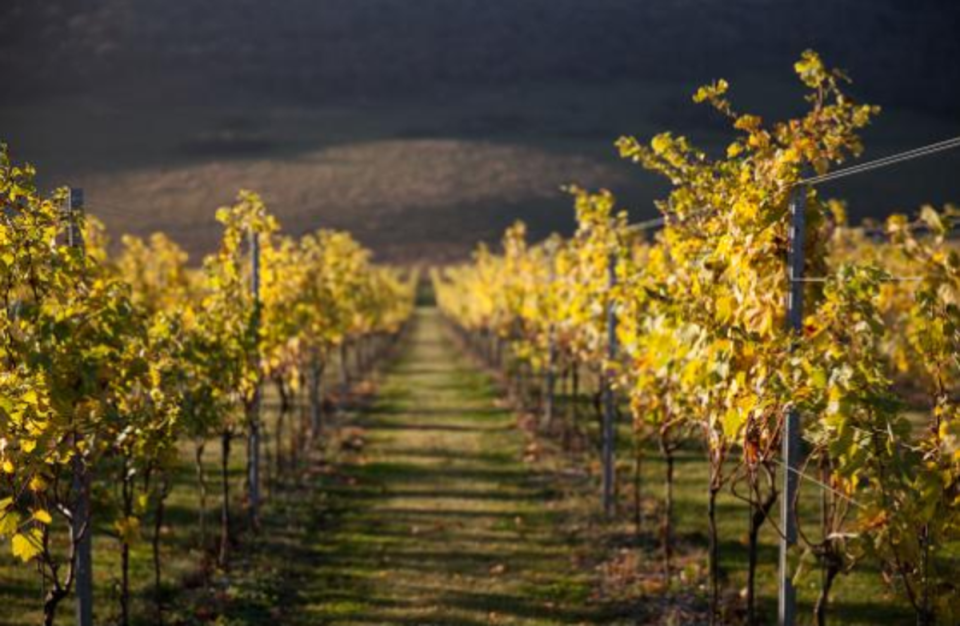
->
xmin=57 ymin=189 xmax=266 ymax=626
xmin=58 ymin=190 xmax=383 ymax=625
xmin=537 ymin=188 xmax=807 ymax=626
xmin=61 ymin=185 xmax=806 ymax=626
xmin=58 ymin=191 xmax=394 ymax=624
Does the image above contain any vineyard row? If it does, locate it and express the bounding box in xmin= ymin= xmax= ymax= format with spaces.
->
xmin=432 ymin=51 xmax=959 ymax=626
xmin=0 ymin=160 xmax=417 ymax=625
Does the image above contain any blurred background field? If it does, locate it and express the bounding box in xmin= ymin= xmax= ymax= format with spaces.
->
xmin=2 ymin=0 xmax=959 ymax=262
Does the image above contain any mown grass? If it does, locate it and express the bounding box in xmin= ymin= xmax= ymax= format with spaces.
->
xmin=0 ymin=430 xmax=250 ymax=626
xmin=2 ymin=307 xmax=940 ymax=626
xmin=517 ymin=376 xmax=921 ymax=625
xmin=283 ymin=307 xmax=613 ymax=625
xmin=0 ymin=354 xmax=352 ymax=626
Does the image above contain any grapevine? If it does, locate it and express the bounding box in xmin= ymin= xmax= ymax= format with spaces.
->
xmin=434 ymin=51 xmax=959 ymax=625
xmin=0 ymin=147 xmax=415 ymax=625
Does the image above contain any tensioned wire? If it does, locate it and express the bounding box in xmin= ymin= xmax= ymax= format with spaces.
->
xmin=625 ymin=134 xmax=960 ymax=233
xmin=797 ymin=135 xmax=960 ymax=187
xmin=771 ymin=458 xmax=864 ymax=510
xmin=615 ymin=137 xmax=958 ymax=513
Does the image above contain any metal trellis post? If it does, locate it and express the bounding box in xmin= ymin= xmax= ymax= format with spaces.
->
xmin=602 ymin=251 xmax=618 ymax=518
xmin=248 ymin=230 xmax=262 ymax=529
xmin=543 ymin=252 xmax=557 ymax=430
xmin=65 ymin=188 xmax=93 ymax=626
xmin=779 ymin=183 xmax=807 ymax=626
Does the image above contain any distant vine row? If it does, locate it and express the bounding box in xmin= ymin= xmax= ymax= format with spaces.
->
xmin=0 ymin=152 xmax=416 ymax=625
xmin=433 ymin=51 xmax=959 ymax=626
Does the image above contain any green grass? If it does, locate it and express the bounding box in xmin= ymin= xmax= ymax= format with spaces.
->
xmin=0 ymin=431 xmax=251 ymax=626
xmin=0 ymin=307 xmax=933 ymax=625
xmin=625 ymin=445 xmax=910 ymax=624
xmin=283 ymin=307 xmax=609 ymax=625
xmin=534 ymin=377 xmax=918 ymax=625
xmin=0 ymin=352 xmax=351 ymax=626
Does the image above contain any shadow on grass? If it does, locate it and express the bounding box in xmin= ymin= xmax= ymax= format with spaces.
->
xmin=278 ymin=465 xmax=610 ymax=625
xmin=265 ymin=309 xmax=614 ymax=625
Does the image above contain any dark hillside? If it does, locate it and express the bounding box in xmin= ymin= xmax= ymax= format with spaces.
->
xmin=1 ymin=0 xmax=957 ymax=260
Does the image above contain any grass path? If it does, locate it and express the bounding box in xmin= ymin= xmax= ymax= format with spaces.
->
xmin=287 ymin=306 xmax=600 ymax=625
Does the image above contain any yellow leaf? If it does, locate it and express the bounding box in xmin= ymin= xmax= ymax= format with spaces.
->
xmin=1 ymin=460 xmax=13 ymax=474
xmin=781 ymin=147 xmax=800 ymax=164
xmin=716 ymin=296 xmax=734 ymax=324
xmin=651 ymin=133 xmax=673 ymax=155
xmin=12 ymin=530 xmax=42 ymax=563
xmin=33 ymin=509 xmax=52 ymax=525
xmin=115 ymin=516 xmax=141 ymax=545
xmin=794 ymin=50 xmax=826 ymax=87
xmin=722 ymin=408 xmax=746 ymax=437
xmin=757 ymin=308 xmax=774 ymax=337
xmin=919 ymin=205 xmax=946 ymax=236
xmin=734 ymin=115 xmax=762 ymax=132
xmin=0 ymin=509 xmax=19 ymax=536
